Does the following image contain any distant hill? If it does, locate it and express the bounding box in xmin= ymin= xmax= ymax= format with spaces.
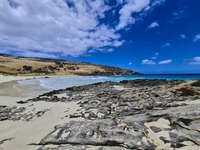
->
xmin=0 ymin=54 xmax=139 ymax=76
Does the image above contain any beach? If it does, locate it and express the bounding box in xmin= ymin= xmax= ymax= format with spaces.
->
xmin=0 ymin=75 xmax=50 ymax=105
xmin=0 ymin=75 xmax=49 ymax=84
xmin=1 ymin=0 xmax=199 ymax=149
xmin=0 ymin=75 xmax=83 ymax=150
xmin=0 ymin=101 xmax=82 ymax=150
xmin=0 ymin=76 xmax=200 ymax=150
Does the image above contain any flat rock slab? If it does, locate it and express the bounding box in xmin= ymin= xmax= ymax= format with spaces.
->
xmin=39 ymin=119 xmax=155 ymax=149
xmin=35 ymin=79 xmax=200 ymax=150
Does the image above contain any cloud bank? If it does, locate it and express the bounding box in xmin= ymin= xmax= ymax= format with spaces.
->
xmin=0 ymin=0 xmax=165 ymax=58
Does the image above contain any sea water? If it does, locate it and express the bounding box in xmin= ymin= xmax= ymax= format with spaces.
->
xmin=18 ymin=74 xmax=200 ymax=91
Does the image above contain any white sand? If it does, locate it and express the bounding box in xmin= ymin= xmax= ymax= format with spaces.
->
xmin=0 ymin=80 xmax=50 ymax=98
xmin=0 ymin=75 xmax=48 ymax=84
xmin=0 ymin=75 xmax=84 ymax=150
xmin=145 ymin=118 xmax=199 ymax=150
xmin=0 ymin=74 xmax=71 ymax=84
xmin=145 ymin=118 xmax=172 ymax=150
xmin=0 ymin=100 xmax=82 ymax=150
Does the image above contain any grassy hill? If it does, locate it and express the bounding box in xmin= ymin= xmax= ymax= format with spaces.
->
xmin=0 ymin=54 xmax=139 ymax=76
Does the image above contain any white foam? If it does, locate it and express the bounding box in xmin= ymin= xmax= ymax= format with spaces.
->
xmin=17 ymin=75 xmax=138 ymax=90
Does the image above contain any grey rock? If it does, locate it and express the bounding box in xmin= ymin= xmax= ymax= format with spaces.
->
xmin=149 ymin=126 xmax=162 ymax=133
xmin=3 ymin=79 xmax=200 ymax=149
xmin=0 ymin=105 xmax=48 ymax=121
xmin=40 ymin=119 xmax=155 ymax=149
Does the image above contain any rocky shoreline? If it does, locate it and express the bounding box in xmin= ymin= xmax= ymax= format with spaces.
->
xmin=1 ymin=79 xmax=200 ymax=150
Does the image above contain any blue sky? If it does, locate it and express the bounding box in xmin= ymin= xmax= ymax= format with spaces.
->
xmin=0 ymin=0 xmax=200 ymax=73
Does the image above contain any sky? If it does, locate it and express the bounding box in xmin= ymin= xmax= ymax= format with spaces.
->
xmin=0 ymin=0 xmax=200 ymax=74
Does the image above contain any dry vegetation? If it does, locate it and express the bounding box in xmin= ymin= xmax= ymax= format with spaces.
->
xmin=0 ymin=54 xmax=138 ymax=76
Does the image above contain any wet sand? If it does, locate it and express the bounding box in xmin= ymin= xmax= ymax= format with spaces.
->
xmin=0 ymin=75 xmax=49 ymax=84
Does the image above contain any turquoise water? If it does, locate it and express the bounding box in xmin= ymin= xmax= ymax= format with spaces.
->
xmin=18 ymin=74 xmax=200 ymax=90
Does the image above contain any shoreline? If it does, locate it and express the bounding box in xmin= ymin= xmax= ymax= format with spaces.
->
xmin=1 ymin=74 xmax=200 ymax=85
xmin=0 ymin=75 xmax=52 ymax=84
xmin=0 ymin=75 xmax=83 ymax=150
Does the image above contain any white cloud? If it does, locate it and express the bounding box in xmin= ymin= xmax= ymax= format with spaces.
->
xmin=194 ymin=57 xmax=200 ymax=62
xmin=180 ymin=34 xmax=186 ymax=39
xmin=17 ymin=51 xmax=58 ymax=59
xmin=193 ymin=34 xmax=200 ymax=42
xmin=161 ymin=42 xmax=171 ymax=48
xmin=147 ymin=21 xmax=159 ymax=29
xmin=151 ymin=0 xmax=166 ymax=6
xmin=189 ymin=57 xmax=200 ymax=64
xmin=128 ymin=62 xmax=133 ymax=65
xmin=172 ymin=10 xmax=184 ymax=17
xmin=158 ymin=59 xmax=172 ymax=64
xmin=0 ymin=0 xmax=166 ymax=58
xmin=0 ymin=0 xmax=122 ymax=57
xmin=0 ymin=49 xmax=9 ymax=54
xmin=151 ymin=57 xmax=157 ymax=59
xmin=107 ymin=48 xmax=114 ymax=52
xmin=142 ymin=59 xmax=156 ymax=65
xmin=142 ymin=56 xmax=172 ymax=65
xmin=151 ymin=52 xmax=159 ymax=59
xmin=116 ymin=0 xmax=166 ymax=30
xmin=116 ymin=0 xmax=150 ymax=30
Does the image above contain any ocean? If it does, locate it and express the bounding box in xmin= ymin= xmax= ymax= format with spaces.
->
xmin=18 ymin=74 xmax=200 ymax=91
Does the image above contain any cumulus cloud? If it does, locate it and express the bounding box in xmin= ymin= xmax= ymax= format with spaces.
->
xmin=147 ymin=21 xmax=159 ymax=29
xmin=158 ymin=59 xmax=172 ymax=64
xmin=128 ymin=62 xmax=133 ymax=65
xmin=151 ymin=0 xmax=166 ymax=6
xmin=116 ymin=0 xmax=150 ymax=30
xmin=161 ymin=42 xmax=171 ymax=48
xmin=17 ymin=51 xmax=59 ymax=59
xmin=142 ymin=59 xmax=156 ymax=65
xmin=142 ymin=52 xmax=172 ymax=65
xmin=151 ymin=52 xmax=159 ymax=59
xmin=189 ymin=57 xmax=200 ymax=64
xmin=193 ymin=34 xmax=200 ymax=42
xmin=107 ymin=48 xmax=114 ymax=52
xmin=151 ymin=57 xmax=157 ymax=60
xmin=0 ymin=0 xmax=166 ymax=58
xmin=180 ymin=34 xmax=186 ymax=39
xmin=171 ymin=9 xmax=184 ymax=22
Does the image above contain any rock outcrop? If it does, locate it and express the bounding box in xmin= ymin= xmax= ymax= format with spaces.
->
xmin=26 ymin=79 xmax=200 ymax=149
xmin=0 ymin=105 xmax=48 ymax=121
xmin=1 ymin=79 xmax=200 ymax=149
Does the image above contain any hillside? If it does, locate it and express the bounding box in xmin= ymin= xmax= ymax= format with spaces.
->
xmin=0 ymin=54 xmax=139 ymax=76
